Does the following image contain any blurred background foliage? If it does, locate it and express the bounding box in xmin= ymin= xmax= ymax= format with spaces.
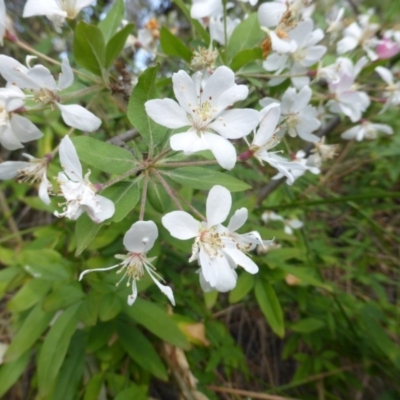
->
xmin=1 ymin=0 xmax=400 ymax=399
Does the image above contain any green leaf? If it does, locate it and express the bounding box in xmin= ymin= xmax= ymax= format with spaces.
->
xmin=164 ymin=167 xmax=251 ymax=192
xmin=255 ymin=280 xmax=284 ymax=338
xmin=230 ymin=48 xmax=263 ymax=71
xmin=279 ymin=266 xmax=333 ymax=292
xmin=42 ymin=283 xmax=85 ymax=313
xmin=79 ymin=292 xmax=100 ymax=327
xmin=114 ymin=386 xmax=147 ymax=400
xmin=204 ymin=290 xmax=218 ymax=309
xmin=72 ymin=136 xmax=136 ymax=175
xmin=291 ymin=318 xmax=325 ymax=334
xmin=99 ymin=293 xmax=122 ymax=321
xmin=83 ymin=372 xmax=104 ymax=400
xmin=105 ymin=23 xmax=134 ymax=69
xmin=117 ymin=322 xmax=168 ymax=380
xmin=75 ymin=214 xmax=103 ymax=256
xmin=147 ymin=180 xmax=170 ymax=213
xmin=227 ymin=13 xmax=264 ymax=61
xmin=102 ymin=181 xmax=140 ymax=223
xmin=127 ymin=65 xmax=168 ymax=148
xmin=48 ymin=331 xmax=86 ymax=400
xmin=38 ymin=303 xmax=82 ymax=397
xmin=7 ymin=279 xmax=52 ymax=312
xmin=0 ymin=266 xmax=20 ymax=297
xmin=98 ymin=0 xmax=125 ymax=43
xmin=0 ymin=351 xmax=31 ymax=398
xmin=124 ymin=299 xmax=190 ymax=349
xmin=229 ymin=273 xmax=255 ymax=303
xmin=160 ymin=26 xmax=192 ymax=62
xmin=5 ymin=302 xmax=55 ymax=362
xmin=73 ymin=21 xmax=106 ymax=77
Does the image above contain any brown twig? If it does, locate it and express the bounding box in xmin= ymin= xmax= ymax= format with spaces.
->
xmin=207 ymin=386 xmax=300 ymax=400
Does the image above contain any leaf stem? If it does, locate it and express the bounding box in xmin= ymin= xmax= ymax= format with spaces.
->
xmin=139 ymin=171 xmax=149 ymax=220
xmin=152 ymin=169 xmax=183 ymax=210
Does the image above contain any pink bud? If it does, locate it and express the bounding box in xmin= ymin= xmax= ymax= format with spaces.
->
xmin=376 ymin=39 xmax=400 ymax=59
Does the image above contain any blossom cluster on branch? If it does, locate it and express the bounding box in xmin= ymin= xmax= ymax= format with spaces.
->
xmin=0 ymin=0 xmax=398 ymax=306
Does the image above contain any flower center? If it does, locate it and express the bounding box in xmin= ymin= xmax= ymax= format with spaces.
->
xmin=199 ymin=226 xmax=224 ymax=257
xmin=33 ymin=88 xmax=59 ymax=105
xmin=56 ymin=0 xmax=79 ymax=18
xmin=190 ymin=100 xmax=217 ymax=132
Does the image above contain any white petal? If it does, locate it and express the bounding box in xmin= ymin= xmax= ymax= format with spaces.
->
xmin=23 ymin=0 xmax=59 ymax=17
xmin=123 ymin=220 xmax=158 ymax=253
xmin=337 ymin=37 xmax=358 ymax=54
xmin=375 ymin=66 xmax=393 ymax=85
xmin=145 ymin=98 xmax=190 ymax=129
xmin=57 ymin=103 xmax=101 ymax=132
xmin=209 ymin=109 xmax=259 ymax=139
xmin=58 ymin=57 xmax=74 ymax=90
xmin=258 ymin=2 xmax=286 ymax=28
xmin=87 ymin=195 xmax=115 ymax=223
xmin=213 ymin=257 xmax=238 ymax=292
xmin=0 ymin=55 xmax=37 ymax=89
xmin=253 ymin=104 xmax=281 ymax=147
xmin=206 ymin=185 xmax=231 ymax=227
xmin=263 ymin=53 xmax=288 ymax=72
xmin=162 ymin=211 xmax=199 ymax=240
xmin=75 ymin=0 xmax=96 ymax=10
xmin=59 ymin=135 xmax=83 ymax=181
xmin=204 ymin=132 xmax=237 ymax=170
xmin=203 ymin=66 xmax=236 ymax=109
xmin=128 ymin=280 xmax=138 ymax=306
xmin=146 ymin=266 xmax=175 ymax=306
xmin=10 ymin=114 xmax=43 ymax=143
xmin=216 ymin=84 xmax=249 ymax=111
xmin=224 ymin=247 xmax=259 ymax=274
xmin=191 ymin=0 xmax=222 ymax=19
xmin=172 ymin=70 xmax=198 ymax=115
xmin=170 ymin=130 xmax=208 ymax=154
xmin=0 ymin=161 xmax=30 ymax=179
xmin=227 ymin=208 xmax=248 ymax=232
xmin=199 ymin=270 xmax=215 ymax=292
xmin=38 ymin=173 xmax=51 ymax=205
xmin=27 ymin=65 xmax=57 ymax=90
xmin=0 ymin=125 xmax=24 ymax=150
xmin=199 ymin=248 xmax=217 ymax=286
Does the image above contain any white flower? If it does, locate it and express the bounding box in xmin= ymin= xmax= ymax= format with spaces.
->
xmin=337 ymin=11 xmax=379 ymax=60
xmin=276 ymin=86 xmax=321 ymax=142
xmin=145 ymin=66 xmax=259 ymax=170
xmin=272 ymin=150 xmax=320 ymax=184
xmin=209 ymin=14 xmax=239 ymax=45
xmin=248 ymin=103 xmax=306 ymax=184
xmin=191 ymin=0 xmax=222 ymax=19
xmin=262 ymin=210 xmax=302 ymax=235
xmin=23 ymin=0 xmax=95 ymax=31
xmin=80 ymin=221 xmax=174 ymax=306
xmin=263 ymin=20 xmax=326 ymax=88
xmin=326 ymin=7 xmax=345 ymax=36
xmin=326 ymin=62 xmax=370 ymax=123
xmin=312 ymin=137 xmax=339 ymax=160
xmin=375 ymin=66 xmax=400 ymax=110
xmin=0 ymin=153 xmax=51 ymax=204
xmin=0 ymin=55 xmax=101 ymax=132
xmin=55 ymin=136 xmax=115 ymax=223
xmin=162 ymin=185 xmax=264 ymax=292
xmin=0 ymin=85 xmax=43 ymax=150
xmin=341 ymin=121 xmax=393 ymax=141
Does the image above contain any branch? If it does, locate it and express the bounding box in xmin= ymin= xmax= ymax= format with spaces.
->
xmin=107 ymin=129 xmax=139 ymax=146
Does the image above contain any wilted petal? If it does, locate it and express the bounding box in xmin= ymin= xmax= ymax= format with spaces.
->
xmin=38 ymin=173 xmax=51 ymax=205
xmin=123 ymin=220 xmax=158 ymax=253
xmin=206 ymin=185 xmax=231 ymax=227
xmin=146 ymin=265 xmax=176 ymax=305
xmin=59 ymin=135 xmax=83 ymax=181
xmin=57 ymin=103 xmax=101 ymax=132
xmin=162 ymin=211 xmax=199 ymax=240
xmin=128 ymin=280 xmax=138 ymax=306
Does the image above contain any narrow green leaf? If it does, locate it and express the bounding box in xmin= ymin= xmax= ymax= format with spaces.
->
xmin=127 ymin=65 xmax=169 ymax=148
xmin=75 ymin=214 xmax=102 ymax=256
xmin=160 ymin=26 xmax=192 ymax=62
xmin=0 ymin=351 xmax=31 ymax=398
xmin=229 ymin=273 xmax=255 ymax=303
xmin=38 ymin=303 xmax=82 ymax=397
xmin=164 ymin=167 xmax=251 ymax=192
xmin=227 ymin=14 xmax=264 ymax=61
xmin=83 ymin=372 xmax=104 ymax=400
xmin=255 ymin=280 xmax=285 ymax=338
xmin=98 ymin=0 xmax=125 ymax=43
xmin=291 ymin=318 xmax=324 ymax=334
xmin=102 ymin=181 xmax=140 ymax=222
xmin=105 ymin=23 xmax=134 ymax=69
xmin=99 ymin=293 xmax=122 ymax=321
xmin=42 ymin=283 xmax=85 ymax=312
xmin=48 ymin=331 xmax=86 ymax=400
xmin=0 ymin=266 xmax=20 ymax=297
xmin=79 ymin=292 xmax=100 ymax=327
xmin=5 ymin=302 xmax=55 ymax=362
xmin=230 ymin=48 xmax=262 ymax=71
xmin=72 ymin=136 xmax=136 ymax=175
xmin=114 ymin=386 xmax=147 ymax=400
xmin=73 ymin=21 xmax=106 ymax=77
xmin=279 ymin=266 xmax=333 ymax=292
xmin=117 ymin=322 xmax=168 ymax=380
xmin=147 ymin=181 xmax=170 ymax=213
xmin=7 ymin=279 xmax=52 ymax=312
xmin=124 ymin=299 xmax=189 ymax=349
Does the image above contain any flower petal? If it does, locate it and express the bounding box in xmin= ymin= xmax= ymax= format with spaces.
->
xmin=38 ymin=173 xmax=51 ymax=205
xmin=58 ymin=57 xmax=74 ymax=90
xmin=206 ymin=185 xmax=231 ymax=226
xmin=57 ymin=103 xmax=101 ymax=132
xmin=203 ymin=132 xmax=237 ymax=170
xmin=59 ymin=135 xmax=83 ymax=181
xmin=170 ymin=130 xmax=209 ymax=154
xmin=128 ymin=280 xmax=138 ymax=306
xmin=145 ymin=98 xmax=190 ymax=129
xmin=162 ymin=211 xmax=199 ymax=240
xmin=0 ymin=161 xmax=30 ymax=179
xmin=10 ymin=114 xmax=43 ymax=142
xmin=146 ymin=266 xmax=176 ymax=306
xmin=123 ymin=220 xmax=158 ymax=253
xmin=224 ymin=247 xmax=259 ymax=274
xmin=172 ymin=70 xmax=198 ymax=114
xmin=87 ymin=194 xmax=115 ymax=223
xmin=253 ymin=103 xmax=281 ymax=147
xmin=227 ymin=207 xmax=248 ymax=232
